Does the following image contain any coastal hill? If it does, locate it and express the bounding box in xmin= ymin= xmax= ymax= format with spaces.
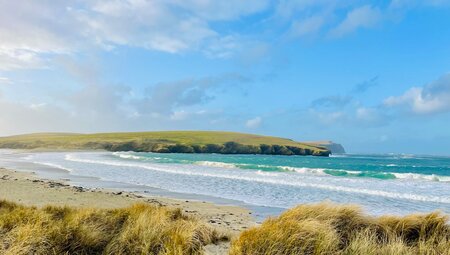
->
xmin=0 ymin=131 xmax=331 ymax=156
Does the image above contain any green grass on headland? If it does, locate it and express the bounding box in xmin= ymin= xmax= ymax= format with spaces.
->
xmin=0 ymin=131 xmax=330 ymax=156
xmin=0 ymin=200 xmax=226 ymax=255
xmin=230 ymin=202 xmax=450 ymax=255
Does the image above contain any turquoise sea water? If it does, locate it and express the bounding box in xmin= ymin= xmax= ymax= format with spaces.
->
xmin=112 ymin=152 xmax=450 ymax=182
xmin=1 ymin=150 xmax=449 ymax=216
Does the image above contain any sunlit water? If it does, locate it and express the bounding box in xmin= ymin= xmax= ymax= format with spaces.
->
xmin=1 ymin=150 xmax=449 ymax=216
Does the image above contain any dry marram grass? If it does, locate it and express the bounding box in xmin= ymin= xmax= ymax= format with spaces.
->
xmin=230 ymin=202 xmax=450 ymax=255
xmin=0 ymin=200 xmax=227 ymax=255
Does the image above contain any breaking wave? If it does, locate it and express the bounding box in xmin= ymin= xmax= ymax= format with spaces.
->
xmin=110 ymin=152 xmax=450 ymax=182
xmin=64 ymin=154 xmax=450 ymax=204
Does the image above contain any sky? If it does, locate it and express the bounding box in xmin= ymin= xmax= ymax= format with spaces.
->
xmin=1 ymin=0 xmax=450 ymax=155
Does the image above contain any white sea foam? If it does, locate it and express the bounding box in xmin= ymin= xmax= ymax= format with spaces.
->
xmin=33 ymin=161 xmax=73 ymax=172
xmin=393 ymin=173 xmax=450 ymax=182
xmin=64 ymin=154 xmax=450 ymax=204
xmin=195 ymin=161 xmax=237 ymax=168
xmin=279 ymin=166 xmax=327 ymax=175
xmin=21 ymin=155 xmax=34 ymax=160
xmin=256 ymin=170 xmax=279 ymax=177
xmin=112 ymin=152 xmax=142 ymax=160
xmin=329 ymin=154 xmax=348 ymax=158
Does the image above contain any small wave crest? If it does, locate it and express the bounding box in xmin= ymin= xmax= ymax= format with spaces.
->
xmin=256 ymin=170 xmax=279 ymax=177
xmin=195 ymin=161 xmax=237 ymax=168
xmin=21 ymin=155 xmax=34 ymax=160
xmin=279 ymin=166 xmax=327 ymax=175
xmin=112 ymin=152 xmax=143 ymax=160
xmin=33 ymin=161 xmax=73 ymax=172
xmin=393 ymin=173 xmax=450 ymax=182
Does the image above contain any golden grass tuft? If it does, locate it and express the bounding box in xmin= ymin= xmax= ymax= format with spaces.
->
xmin=0 ymin=200 xmax=227 ymax=255
xmin=230 ymin=202 xmax=450 ymax=255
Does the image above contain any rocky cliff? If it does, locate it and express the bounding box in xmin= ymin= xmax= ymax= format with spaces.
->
xmin=304 ymin=141 xmax=346 ymax=154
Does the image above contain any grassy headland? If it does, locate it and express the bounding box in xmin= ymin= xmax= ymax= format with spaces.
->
xmin=230 ymin=203 xmax=450 ymax=255
xmin=0 ymin=131 xmax=330 ymax=156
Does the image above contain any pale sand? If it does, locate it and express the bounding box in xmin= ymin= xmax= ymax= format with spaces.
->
xmin=0 ymin=167 xmax=257 ymax=254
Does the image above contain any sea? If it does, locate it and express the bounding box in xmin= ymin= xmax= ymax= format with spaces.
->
xmin=0 ymin=150 xmax=449 ymax=218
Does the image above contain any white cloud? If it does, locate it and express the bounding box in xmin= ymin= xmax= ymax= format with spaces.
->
xmin=355 ymin=107 xmax=387 ymax=126
xmin=0 ymin=1 xmax=77 ymax=70
xmin=0 ymin=77 xmax=11 ymax=84
xmin=314 ymin=111 xmax=346 ymax=125
xmin=329 ymin=5 xmax=381 ymax=37
xmin=384 ymin=73 xmax=450 ymax=115
xmin=0 ymin=54 xmax=250 ymax=135
xmin=289 ymin=15 xmax=326 ymax=37
xmin=76 ymin=1 xmax=217 ymax=53
xmin=168 ymin=0 xmax=270 ymax=21
xmin=311 ymin=95 xmax=352 ymax=109
xmin=170 ymin=110 xmax=190 ymax=121
xmin=29 ymin=103 xmax=48 ymax=110
xmin=245 ymin=116 xmax=262 ymax=128
xmin=356 ymin=107 xmax=375 ymax=120
xmin=137 ymin=73 xmax=248 ymax=115
xmin=274 ymin=0 xmax=333 ymax=20
xmin=203 ymin=35 xmax=241 ymax=59
xmin=0 ymin=0 xmax=271 ymax=70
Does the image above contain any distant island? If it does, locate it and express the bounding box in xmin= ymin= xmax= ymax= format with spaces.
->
xmin=0 ymin=131 xmax=337 ymax=157
xmin=305 ymin=141 xmax=346 ymax=154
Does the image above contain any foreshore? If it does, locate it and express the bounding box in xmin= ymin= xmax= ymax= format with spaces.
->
xmin=0 ymin=167 xmax=257 ymax=254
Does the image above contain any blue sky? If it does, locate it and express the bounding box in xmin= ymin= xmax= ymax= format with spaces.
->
xmin=1 ymin=0 xmax=450 ymax=155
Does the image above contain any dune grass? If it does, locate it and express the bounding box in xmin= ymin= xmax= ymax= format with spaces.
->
xmin=230 ymin=202 xmax=450 ymax=255
xmin=0 ymin=200 xmax=227 ymax=255
xmin=1 ymin=200 xmax=448 ymax=254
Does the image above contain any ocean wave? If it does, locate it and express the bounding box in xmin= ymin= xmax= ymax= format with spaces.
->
xmin=197 ymin=161 xmax=450 ymax=182
xmin=21 ymin=155 xmax=34 ymax=160
xmin=77 ymin=153 xmax=450 ymax=183
xmin=194 ymin=161 xmax=328 ymax=176
xmin=195 ymin=161 xmax=237 ymax=168
xmin=322 ymin=169 xmax=450 ymax=182
xmin=393 ymin=173 xmax=450 ymax=182
xmin=64 ymin=154 xmax=450 ymax=204
xmin=329 ymin=154 xmax=348 ymax=158
xmin=323 ymin=169 xmax=397 ymax=180
xmin=279 ymin=166 xmax=327 ymax=175
xmin=112 ymin=152 xmax=143 ymax=160
xmin=32 ymin=161 xmax=73 ymax=172
xmin=256 ymin=170 xmax=279 ymax=177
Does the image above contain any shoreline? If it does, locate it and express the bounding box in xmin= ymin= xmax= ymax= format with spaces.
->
xmin=0 ymin=149 xmax=285 ymax=219
xmin=0 ymin=167 xmax=257 ymax=254
xmin=1 ymin=149 xmax=449 ymax=217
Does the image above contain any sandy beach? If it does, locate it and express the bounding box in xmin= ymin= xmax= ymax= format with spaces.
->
xmin=0 ymin=167 xmax=256 ymax=254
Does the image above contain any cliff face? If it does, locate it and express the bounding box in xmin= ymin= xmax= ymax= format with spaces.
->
xmin=304 ymin=141 xmax=346 ymax=154
xmin=321 ymin=143 xmax=346 ymax=154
